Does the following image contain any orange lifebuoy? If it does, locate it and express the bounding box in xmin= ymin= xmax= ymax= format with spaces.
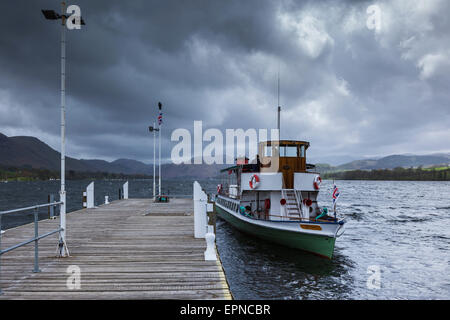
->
xmin=249 ymin=174 xmax=260 ymax=189
xmin=313 ymin=176 xmax=322 ymax=190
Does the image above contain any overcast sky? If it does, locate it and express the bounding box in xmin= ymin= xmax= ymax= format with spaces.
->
xmin=1 ymin=0 xmax=449 ymax=165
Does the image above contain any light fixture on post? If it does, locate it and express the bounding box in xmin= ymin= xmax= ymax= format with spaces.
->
xmin=150 ymin=102 xmax=168 ymax=203
xmin=41 ymin=2 xmax=85 ymax=257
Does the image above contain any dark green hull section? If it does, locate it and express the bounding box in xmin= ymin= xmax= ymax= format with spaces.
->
xmin=216 ymin=206 xmax=336 ymax=259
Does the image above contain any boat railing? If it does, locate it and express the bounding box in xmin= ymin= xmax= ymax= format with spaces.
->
xmin=293 ymin=189 xmax=303 ymax=216
xmin=265 ymin=214 xmax=340 ymax=224
xmin=0 ymin=201 xmax=64 ymax=295
xmin=216 ymin=194 xmax=241 ymax=205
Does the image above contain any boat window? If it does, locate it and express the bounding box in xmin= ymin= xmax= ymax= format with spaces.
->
xmin=300 ymin=145 xmax=305 ymax=157
xmin=280 ymin=145 xmax=298 ymax=157
xmin=264 ymin=145 xmax=272 ymax=157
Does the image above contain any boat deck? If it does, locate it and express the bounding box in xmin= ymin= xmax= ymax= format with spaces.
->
xmin=0 ymin=198 xmax=231 ymax=300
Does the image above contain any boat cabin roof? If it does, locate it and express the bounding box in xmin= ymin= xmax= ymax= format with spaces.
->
xmin=259 ymin=140 xmax=310 ymax=149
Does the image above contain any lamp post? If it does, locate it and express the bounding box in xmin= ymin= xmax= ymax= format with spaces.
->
xmin=42 ymin=2 xmax=85 ymax=257
xmin=148 ymin=124 xmax=160 ymax=200
xmin=158 ymin=102 xmax=162 ymax=197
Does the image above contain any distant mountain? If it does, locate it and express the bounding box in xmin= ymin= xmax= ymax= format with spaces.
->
xmin=308 ymin=155 xmax=362 ymax=166
xmin=110 ymin=158 xmax=226 ymax=178
xmin=161 ymin=162 xmax=226 ymax=179
xmin=110 ymin=159 xmax=152 ymax=175
xmin=336 ymin=154 xmax=450 ymax=171
xmin=0 ymin=133 xmax=224 ymax=179
xmin=0 ymin=132 xmax=90 ymax=172
xmin=2 ymin=133 xmax=449 ymax=178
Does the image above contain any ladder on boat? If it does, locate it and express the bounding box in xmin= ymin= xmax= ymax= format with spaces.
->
xmin=281 ymin=189 xmax=303 ymax=220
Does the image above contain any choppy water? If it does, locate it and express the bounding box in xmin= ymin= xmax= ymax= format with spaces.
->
xmin=1 ymin=179 xmax=449 ymax=299
xmin=217 ymin=180 xmax=450 ymax=299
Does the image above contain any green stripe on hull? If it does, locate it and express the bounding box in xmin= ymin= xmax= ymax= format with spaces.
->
xmin=216 ymin=206 xmax=336 ymax=259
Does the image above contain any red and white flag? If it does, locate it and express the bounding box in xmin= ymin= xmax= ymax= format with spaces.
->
xmin=332 ymin=183 xmax=340 ymax=205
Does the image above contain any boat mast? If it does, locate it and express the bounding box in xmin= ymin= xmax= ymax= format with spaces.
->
xmin=277 ymin=65 xmax=281 ymax=139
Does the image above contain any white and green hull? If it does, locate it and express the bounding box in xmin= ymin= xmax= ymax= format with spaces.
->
xmin=215 ymin=202 xmax=344 ymax=259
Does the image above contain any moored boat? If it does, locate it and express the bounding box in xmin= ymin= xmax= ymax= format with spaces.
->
xmin=214 ymin=140 xmax=345 ymax=259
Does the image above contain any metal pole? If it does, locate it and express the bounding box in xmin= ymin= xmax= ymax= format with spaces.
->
xmin=49 ymin=194 xmax=55 ymax=219
xmin=277 ymin=65 xmax=280 ymax=138
xmin=58 ymin=1 xmax=67 ymax=257
xmin=277 ymin=106 xmax=281 ymax=137
xmin=33 ymin=207 xmax=41 ymax=273
xmin=153 ymin=122 xmax=156 ymax=200
xmin=159 ymin=123 xmax=161 ymax=196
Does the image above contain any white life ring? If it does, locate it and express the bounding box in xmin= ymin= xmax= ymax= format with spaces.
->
xmin=249 ymin=174 xmax=260 ymax=189
xmin=313 ymin=176 xmax=322 ymax=190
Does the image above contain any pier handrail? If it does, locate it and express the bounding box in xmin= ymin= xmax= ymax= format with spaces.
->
xmin=0 ymin=201 xmax=64 ymax=295
xmin=0 ymin=201 xmax=63 ymax=216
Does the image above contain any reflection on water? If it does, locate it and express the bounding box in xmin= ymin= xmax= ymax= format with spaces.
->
xmin=1 ymin=179 xmax=449 ymax=299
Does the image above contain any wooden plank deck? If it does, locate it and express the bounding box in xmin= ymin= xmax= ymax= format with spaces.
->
xmin=0 ymin=198 xmax=232 ymax=300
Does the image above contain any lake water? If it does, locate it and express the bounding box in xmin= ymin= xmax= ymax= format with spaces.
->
xmin=1 ymin=179 xmax=449 ymax=299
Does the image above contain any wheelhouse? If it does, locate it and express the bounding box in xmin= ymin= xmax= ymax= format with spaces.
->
xmin=259 ymin=140 xmax=312 ymax=189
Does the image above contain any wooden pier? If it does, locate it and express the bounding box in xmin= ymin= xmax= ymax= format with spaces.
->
xmin=0 ymin=198 xmax=232 ymax=300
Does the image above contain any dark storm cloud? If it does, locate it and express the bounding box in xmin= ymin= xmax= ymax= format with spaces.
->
xmin=0 ymin=0 xmax=449 ymax=164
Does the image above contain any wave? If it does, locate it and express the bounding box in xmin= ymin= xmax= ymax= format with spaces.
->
xmin=431 ymin=235 xmax=450 ymax=241
xmin=386 ymin=215 xmax=433 ymax=223
xmin=344 ymin=212 xmax=365 ymax=221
